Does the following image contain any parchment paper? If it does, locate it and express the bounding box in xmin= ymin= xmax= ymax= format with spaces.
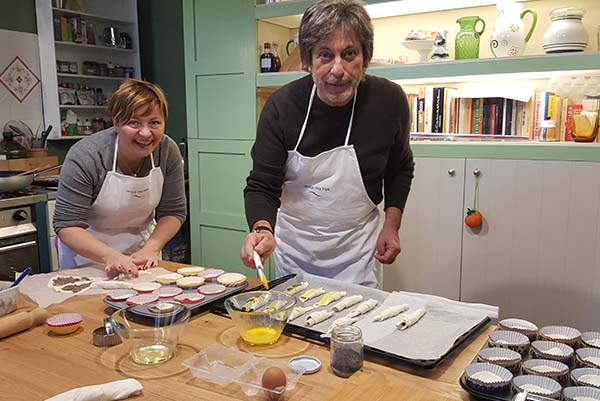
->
xmin=18 ymin=265 xmax=173 ymax=308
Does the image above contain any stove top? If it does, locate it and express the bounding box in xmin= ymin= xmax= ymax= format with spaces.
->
xmin=0 ymin=188 xmax=47 ymax=208
xmin=0 ymin=189 xmax=35 ymax=200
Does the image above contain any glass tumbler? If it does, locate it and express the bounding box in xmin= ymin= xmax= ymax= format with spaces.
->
xmin=330 ymin=325 xmax=363 ymax=378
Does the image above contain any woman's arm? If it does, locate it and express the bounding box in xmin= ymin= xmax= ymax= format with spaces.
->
xmin=131 ymin=216 xmax=182 ymax=268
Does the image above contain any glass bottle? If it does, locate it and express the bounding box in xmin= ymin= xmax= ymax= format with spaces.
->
xmin=260 ymin=42 xmax=274 ymax=73
xmin=330 ymin=325 xmax=363 ymax=378
xmin=272 ymin=41 xmax=282 ymax=72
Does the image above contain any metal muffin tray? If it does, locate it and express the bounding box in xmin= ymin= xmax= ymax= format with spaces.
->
xmin=103 ymin=282 xmax=248 ymax=315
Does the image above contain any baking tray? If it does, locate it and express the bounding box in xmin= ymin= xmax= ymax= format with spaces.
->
xmin=103 ymin=281 xmax=248 ymax=316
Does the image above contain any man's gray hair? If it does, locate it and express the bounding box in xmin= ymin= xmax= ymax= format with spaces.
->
xmin=298 ymin=0 xmax=374 ymax=70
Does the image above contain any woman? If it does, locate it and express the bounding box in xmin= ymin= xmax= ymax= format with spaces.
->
xmin=54 ymin=79 xmax=187 ymax=276
xmin=241 ymin=0 xmax=414 ymax=287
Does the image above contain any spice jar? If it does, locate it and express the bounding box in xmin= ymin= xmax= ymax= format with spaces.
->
xmin=330 ymin=325 xmax=363 ymax=378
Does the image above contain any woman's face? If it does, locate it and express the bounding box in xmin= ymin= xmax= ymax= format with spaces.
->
xmin=114 ymin=105 xmax=164 ymax=159
xmin=309 ymin=29 xmax=364 ymax=107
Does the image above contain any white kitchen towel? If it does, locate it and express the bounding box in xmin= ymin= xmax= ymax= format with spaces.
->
xmin=45 ymin=378 xmax=142 ymax=401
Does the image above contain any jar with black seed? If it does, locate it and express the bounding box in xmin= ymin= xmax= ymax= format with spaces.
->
xmin=330 ymin=325 xmax=363 ymax=378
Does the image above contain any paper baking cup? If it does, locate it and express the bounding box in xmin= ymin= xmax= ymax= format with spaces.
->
xmin=106 ymin=289 xmax=137 ymax=301
xmin=498 ymin=318 xmax=538 ymax=339
xmin=155 ymin=273 xmax=183 ymax=285
xmin=539 ymin=325 xmax=581 ymax=346
xmin=521 ymin=359 xmax=569 ymax=382
xmin=531 ymin=340 xmax=574 ymax=363
xmin=464 ymin=362 xmax=513 ymax=392
xmin=571 ymin=368 xmax=600 ymax=389
xmin=582 ymin=332 xmax=600 ymax=349
xmin=512 ymin=375 xmax=562 ymax=399
xmin=126 ymin=293 xmax=159 ymax=306
xmin=217 ymin=273 xmax=246 ymax=287
xmin=153 ymin=287 xmax=183 ymax=298
xmin=176 ymin=266 xmax=206 ymax=276
xmin=477 ymin=347 xmax=522 ymax=371
xmin=46 ymin=313 xmax=83 ymax=327
xmin=198 ymin=268 xmax=224 ymax=281
xmin=174 ymin=293 xmax=205 ymax=304
xmin=489 ymin=330 xmax=530 ymax=355
xmin=198 ymin=284 xmax=226 ymax=295
xmin=563 ymin=386 xmax=600 ymax=401
xmin=576 ymin=348 xmax=600 ymax=369
xmin=133 ymin=282 xmax=161 ymax=293
xmin=176 ymin=276 xmax=205 ymax=289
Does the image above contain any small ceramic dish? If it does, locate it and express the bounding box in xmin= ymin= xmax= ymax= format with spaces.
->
xmin=489 ymin=330 xmax=530 ymax=355
xmin=46 ymin=313 xmax=83 ymax=335
xmin=571 ymin=368 xmax=600 ymax=389
xmin=176 ymin=276 xmax=205 ymax=290
xmin=155 ymin=273 xmax=183 ymax=285
xmin=531 ymin=340 xmax=574 ymax=364
xmin=176 ymin=266 xmax=206 ymax=276
xmin=538 ymin=325 xmax=581 ymax=346
xmin=521 ymin=359 xmax=569 ymax=383
xmin=512 ymin=375 xmax=562 ymax=399
xmin=576 ymin=348 xmax=600 ymax=369
xmin=562 ymin=386 xmax=600 ymax=401
xmin=464 ymin=362 xmax=513 ymax=392
xmin=477 ymin=347 xmax=522 ymax=372
xmin=582 ymin=332 xmax=600 ymax=349
xmin=498 ymin=318 xmax=538 ymax=339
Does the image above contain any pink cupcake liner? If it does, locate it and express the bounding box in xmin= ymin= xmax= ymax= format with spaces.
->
xmin=126 ymin=293 xmax=159 ymax=306
xmin=174 ymin=293 xmax=206 ymax=304
xmin=46 ymin=313 xmax=83 ymax=327
xmin=198 ymin=284 xmax=226 ymax=295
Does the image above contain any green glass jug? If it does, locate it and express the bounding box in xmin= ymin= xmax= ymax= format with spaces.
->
xmin=455 ymin=16 xmax=486 ymax=59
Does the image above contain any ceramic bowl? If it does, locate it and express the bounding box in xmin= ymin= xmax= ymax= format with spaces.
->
xmin=0 ymin=281 xmax=17 ymax=317
xmin=562 ymin=386 xmax=600 ymax=401
xmin=538 ymin=325 xmax=581 ymax=346
xmin=498 ymin=318 xmax=538 ymax=340
xmin=489 ymin=330 xmax=530 ymax=355
xmin=582 ymin=332 xmax=600 ymax=349
xmin=531 ymin=340 xmax=574 ymax=364
xmin=512 ymin=375 xmax=562 ymax=399
xmin=521 ymin=359 xmax=569 ymax=383
xmin=571 ymin=368 xmax=600 ymax=389
xmin=464 ymin=362 xmax=513 ymax=392
xmin=576 ymin=348 xmax=600 ymax=369
xmin=477 ymin=347 xmax=522 ymax=372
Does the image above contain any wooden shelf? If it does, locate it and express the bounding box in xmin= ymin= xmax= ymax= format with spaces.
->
xmin=55 ymin=41 xmax=135 ymax=53
xmin=52 ymin=7 xmax=134 ymax=25
xmin=48 ymin=135 xmax=87 ymax=140
xmin=57 ymin=73 xmax=125 ymax=81
xmin=59 ymin=105 xmax=106 ymax=109
xmin=257 ymin=52 xmax=600 ymax=87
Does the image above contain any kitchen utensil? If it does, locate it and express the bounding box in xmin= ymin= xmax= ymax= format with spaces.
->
xmin=10 ymin=266 xmax=31 ymax=288
xmin=456 ymin=16 xmax=486 ymax=59
xmin=224 ymin=290 xmax=296 ymax=345
xmin=0 ymin=164 xmax=61 ymax=192
xmin=41 ymin=125 xmax=53 ymax=149
xmin=253 ymin=250 xmax=269 ymax=290
xmin=0 ymin=307 xmax=48 ymax=339
xmin=16 ymin=165 xmax=51 ymax=177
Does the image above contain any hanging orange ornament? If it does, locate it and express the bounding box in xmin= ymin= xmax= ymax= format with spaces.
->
xmin=465 ymin=172 xmax=483 ymax=228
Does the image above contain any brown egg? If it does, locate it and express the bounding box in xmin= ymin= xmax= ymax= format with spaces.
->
xmin=261 ymin=366 xmax=287 ymax=400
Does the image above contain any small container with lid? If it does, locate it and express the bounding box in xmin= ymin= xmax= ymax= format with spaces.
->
xmin=330 ymin=325 xmax=363 ymax=378
xmin=543 ymin=7 xmax=588 ymax=53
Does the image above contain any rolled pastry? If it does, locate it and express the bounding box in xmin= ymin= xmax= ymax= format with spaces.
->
xmin=372 ymin=304 xmax=409 ymax=322
xmin=90 ymin=280 xmax=134 ymax=290
xmin=242 ymin=294 xmax=267 ymax=311
xmin=314 ymin=291 xmax=346 ymax=307
xmin=265 ymin=299 xmax=288 ymax=313
xmin=331 ymin=294 xmax=363 ymax=312
xmin=396 ymin=307 xmax=426 ymax=330
xmin=305 ymin=310 xmax=334 ymax=327
xmin=326 ymin=316 xmax=358 ymax=333
xmin=289 ymin=305 xmax=316 ymax=321
xmin=298 ymin=287 xmax=325 ymax=302
xmin=347 ymin=298 xmax=378 ymax=318
xmin=283 ymin=281 xmax=309 ymax=296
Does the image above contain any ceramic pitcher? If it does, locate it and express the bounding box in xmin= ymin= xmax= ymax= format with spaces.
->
xmin=490 ymin=0 xmax=537 ymax=57
xmin=455 ymin=16 xmax=486 ymax=60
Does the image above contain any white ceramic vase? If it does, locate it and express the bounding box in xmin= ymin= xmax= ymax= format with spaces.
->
xmin=543 ymin=7 xmax=588 ymax=53
xmin=490 ymin=1 xmax=537 ymax=57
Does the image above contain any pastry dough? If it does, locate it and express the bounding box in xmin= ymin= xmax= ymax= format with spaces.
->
xmin=265 ymin=299 xmax=288 ymax=313
xmin=396 ymin=308 xmax=426 ymax=330
xmin=155 ymin=273 xmax=183 ymax=285
xmin=372 ymin=304 xmax=409 ymax=322
xmin=90 ymin=280 xmax=134 ymax=290
xmin=314 ymin=291 xmax=346 ymax=307
xmin=327 ymin=316 xmax=358 ymax=333
xmin=289 ymin=305 xmax=316 ymax=321
xmin=298 ymin=287 xmax=325 ymax=302
xmin=176 ymin=266 xmax=206 ymax=276
xmin=176 ymin=276 xmax=205 ymax=289
xmin=217 ymin=273 xmax=246 ymax=287
xmin=242 ymin=294 xmax=268 ymax=311
xmin=331 ymin=294 xmax=363 ymax=312
xmin=283 ymin=281 xmax=309 ymax=295
xmin=305 ymin=310 xmax=334 ymax=327
xmin=347 ymin=298 xmax=378 ymax=318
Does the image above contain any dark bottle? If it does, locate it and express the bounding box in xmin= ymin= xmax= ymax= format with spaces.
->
xmin=260 ymin=42 xmax=275 ymax=73
xmin=272 ymin=41 xmax=282 ymax=72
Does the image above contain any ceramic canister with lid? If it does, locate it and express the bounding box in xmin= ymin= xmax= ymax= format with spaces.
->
xmin=543 ymin=7 xmax=588 ymax=53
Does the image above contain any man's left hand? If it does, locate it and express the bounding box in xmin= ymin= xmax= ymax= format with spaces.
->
xmin=131 ymin=248 xmax=160 ymax=270
xmin=375 ymin=226 xmax=401 ymax=264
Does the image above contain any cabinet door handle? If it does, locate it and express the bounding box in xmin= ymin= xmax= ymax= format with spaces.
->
xmin=473 ymin=169 xmax=481 ymax=177
xmin=447 ymin=169 xmax=455 ymax=176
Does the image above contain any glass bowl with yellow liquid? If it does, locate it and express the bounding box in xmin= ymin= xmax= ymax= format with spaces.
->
xmin=224 ymin=291 xmax=296 ymax=345
xmin=108 ymin=302 xmax=191 ymax=365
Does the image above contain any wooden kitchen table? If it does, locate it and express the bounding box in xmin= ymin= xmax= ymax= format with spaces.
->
xmin=0 ymin=261 xmax=493 ymax=401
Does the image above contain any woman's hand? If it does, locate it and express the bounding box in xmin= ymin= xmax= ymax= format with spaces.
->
xmin=240 ymin=230 xmax=276 ymax=268
xmin=105 ymin=252 xmax=139 ymax=277
xmin=131 ymin=247 xmax=160 ymax=270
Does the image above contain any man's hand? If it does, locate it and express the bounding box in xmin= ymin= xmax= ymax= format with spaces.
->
xmin=241 ymin=222 xmax=276 ymax=268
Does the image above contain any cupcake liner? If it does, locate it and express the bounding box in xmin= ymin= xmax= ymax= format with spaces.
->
xmin=153 ymin=287 xmax=183 ymax=298
xmin=489 ymin=330 xmax=530 ymax=355
xmin=521 ymin=359 xmax=569 ymax=382
xmin=498 ymin=318 xmax=538 ymax=339
xmin=176 ymin=276 xmax=205 ymax=289
xmin=576 ymin=348 xmax=600 ymax=369
xmin=132 ymin=282 xmax=161 ymax=293
xmin=539 ymin=325 xmax=581 ymax=346
xmin=477 ymin=347 xmax=521 ymax=372
xmin=174 ymin=293 xmax=205 ymax=304
xmin=106 ymin=289 xmax=137 ymax=301
xmin=464 ymin=362 xmax=513 ymax=392
xmin=198 ymin=284 xmax=226 ymax=295
xmin=512 ymin=375 xmax=562 ymax=399
xmin=582 ymin=332 xmax=600 ymax=349
xmin=571 ymin=368 xmax=600 ymax=389
xmin=198 ymin=268 xmax=225 ymax=281
xmin=531 ymin=340 xmax=574 ymax=364
xmin=126 ymin=293 xmax=159 ymax=306
xmin=217 ymin=273 xmax=247 ymax=287
xmin=176 ymin=266 xmax=206 ymax=276
xmin=46 ymin=312 xmax=83 ymax=327
xmin=562 ymin=386 xmax=600 ymax=401
xmin=155 ymin=273 xmax=183 ymax=285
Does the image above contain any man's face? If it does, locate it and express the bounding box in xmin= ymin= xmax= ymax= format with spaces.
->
xmin=309 ymin=29 xmax=364 ymax=107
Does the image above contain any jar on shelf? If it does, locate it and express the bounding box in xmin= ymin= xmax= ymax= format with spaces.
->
xmin=330 ymin=325 xmax=363 ymax=378
xmin=543 ymin=8 xmax=588 ymax=53
xmin=91 ymin=118 xmax=105 ymax=133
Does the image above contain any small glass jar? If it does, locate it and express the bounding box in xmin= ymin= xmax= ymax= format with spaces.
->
xmin=330 ymin=325 xmax=363 ymax=378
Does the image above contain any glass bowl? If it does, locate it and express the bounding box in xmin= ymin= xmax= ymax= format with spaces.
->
xmin=224 ymin=291 xmax=296 ymax=345
xmin=107 ymin=301 xmax=190 ymax=365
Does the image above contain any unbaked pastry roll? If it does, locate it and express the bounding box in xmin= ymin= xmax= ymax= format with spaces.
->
xmin=372 ymin=304 xmax=409 ymax=322
xmin=396 ymin=307 xmax=426 ymax=330
xmin=330 ymin=294 xmax=363 ymax=312
xmin=314 ymin=291 xmax=346 ymax=306
xmin=289 ymin=305 xmax=316 ymax=321
xmin=305 ymin=310 xmax=334 ymax=327
xmin=347 ymin=298 xmax=378 ymax=318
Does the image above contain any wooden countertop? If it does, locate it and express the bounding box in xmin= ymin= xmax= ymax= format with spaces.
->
xmin=0 ymin=261 xmax=492 ymax=400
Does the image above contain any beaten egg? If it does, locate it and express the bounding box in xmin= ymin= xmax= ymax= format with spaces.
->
xmin=261 ymin=366 xmax=287 ymax=400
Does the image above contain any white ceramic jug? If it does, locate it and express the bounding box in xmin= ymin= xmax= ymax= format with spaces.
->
xmin=490 ymin=0 xmax=537 ymax=57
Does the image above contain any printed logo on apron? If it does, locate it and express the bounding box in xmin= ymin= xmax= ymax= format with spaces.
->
xmin=58 ymin=135 xmax=164 ymax=268
xmin=273 ymin=84 xmax=383 ymax=287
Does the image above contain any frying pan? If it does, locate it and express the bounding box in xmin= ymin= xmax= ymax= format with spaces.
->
xmin=0 ymin=165 xmax=61 ymax=192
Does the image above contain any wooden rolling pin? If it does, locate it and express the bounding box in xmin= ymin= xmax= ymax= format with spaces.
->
xmin=0 ymin=308 xmax=48 ymax=339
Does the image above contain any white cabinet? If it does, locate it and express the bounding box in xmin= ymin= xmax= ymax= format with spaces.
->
xmin=383 ymin=158 xmax=465 ymax=300
xmin=46 ymin=199 xmax=59 ymax=271
xmin=35 ymin=0 xmax=141 ymax=139
xmin=461 ymin=159 xmax=600 ymax=329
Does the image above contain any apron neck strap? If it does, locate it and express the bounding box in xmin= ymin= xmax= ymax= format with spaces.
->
xmin=294 ymin=83 xmax=358 ymax=151
xmin=112 ymin=135 xmax=156 ymax=173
